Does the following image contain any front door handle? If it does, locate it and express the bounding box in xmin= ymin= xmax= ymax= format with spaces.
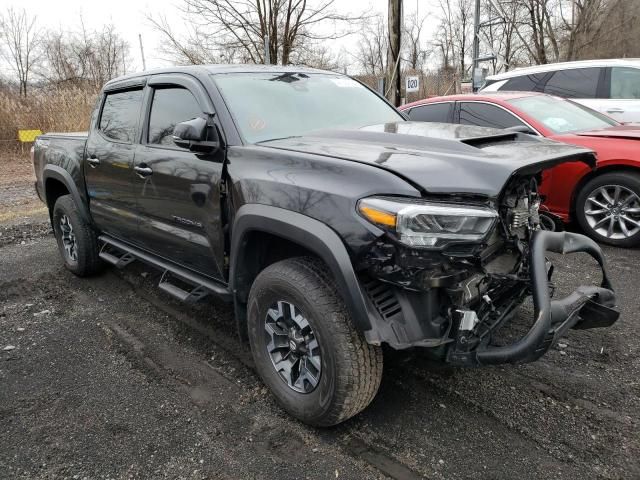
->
xmin=134 ymin=165 xmax=153 ymax=177
xmin=87 ymin=157 xmax=100 ymax=167
xmin=607 ymin=108 xmax=625 ymax=114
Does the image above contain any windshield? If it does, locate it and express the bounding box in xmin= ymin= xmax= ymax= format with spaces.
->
xmin=507 ymin=95 xmax=618 ymax=134
xmin=212 ymin=72 xmax=404 ymax=143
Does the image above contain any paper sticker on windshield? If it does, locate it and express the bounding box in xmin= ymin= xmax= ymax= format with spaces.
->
xmin=330 ymin=78 xmax=359 ymax=88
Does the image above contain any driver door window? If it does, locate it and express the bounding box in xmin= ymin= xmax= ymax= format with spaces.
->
xmin=459 ymin=102 xmax=526 ymax=129
xmin=147 ymin=87 xmax=202 ymax=147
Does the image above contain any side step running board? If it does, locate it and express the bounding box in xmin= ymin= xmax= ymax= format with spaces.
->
xmin=158 ymin=271 xmax=210 ymax=303
xmin=98 ymin=235 xmax=231 ymax=303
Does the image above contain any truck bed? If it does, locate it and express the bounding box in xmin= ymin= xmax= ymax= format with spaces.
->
xmin=33 ymin=132 xmax=89 ymax=209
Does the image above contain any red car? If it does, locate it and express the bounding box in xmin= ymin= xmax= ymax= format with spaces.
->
xmin=400 ymin=92 xmax=640 ymax=247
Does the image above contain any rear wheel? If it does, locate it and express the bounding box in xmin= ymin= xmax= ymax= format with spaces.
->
xmin=576 ymin=172 xmax=640 ymax=247
xmin=247 ymin=257 xmax=383 ymax=426
xmin=52 ymin=195 xmax=103 ymax=276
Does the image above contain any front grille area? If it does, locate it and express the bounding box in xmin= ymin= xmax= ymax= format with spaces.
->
xmin=362 ymin=276 xmax=402 ymax=320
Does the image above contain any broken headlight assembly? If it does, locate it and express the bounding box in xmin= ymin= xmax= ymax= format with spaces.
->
xmin=358 ymin=197 xmax=498 ymax=248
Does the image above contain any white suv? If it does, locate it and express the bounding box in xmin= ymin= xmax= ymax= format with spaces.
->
xmin=481 ymin=59 xmax=640 ymax=123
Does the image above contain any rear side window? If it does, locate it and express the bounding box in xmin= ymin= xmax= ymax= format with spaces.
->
xmin=542 ymin=68 xmax=600 ymax=98
xmin=99 ymin=89 xmax=143 ymax=143
xmin=610 ymin=67 xmax=640 ymax=99
xmin=407 ymin=103 xmax=453 ymax=122
xmin=459 ymin=102 xmax=526 ymax=129
xmin=148 ymin=87 xmax=202 ymax=146
xmin=501 ymin=74 xmax=546 ymax=92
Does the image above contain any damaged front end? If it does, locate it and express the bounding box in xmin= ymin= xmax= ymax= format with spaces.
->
xmin=357 ymin=176 xmax=619 ymax=365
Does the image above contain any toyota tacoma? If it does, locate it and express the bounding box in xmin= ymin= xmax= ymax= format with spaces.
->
xmin=32 ymin=65 xmax=619 ymax=426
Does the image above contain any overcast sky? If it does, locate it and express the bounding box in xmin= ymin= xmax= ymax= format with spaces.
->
xmin=3 ymin=0 xmax=440 ymax=73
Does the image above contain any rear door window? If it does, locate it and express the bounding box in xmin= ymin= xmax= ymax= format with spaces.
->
xmin=541 ymin=68 xmax=600 ymax=98
xmin=501 ymin=74 xmax=546 ymax=92
xmin=610 ymin=67 xmax=640 ymax=99
xmin=99 ymin=89 xmax=143 ymax=143
xmin=459 ymin=102 xmax=526 ymax=129
xmin=407 ymin=103 xmax=453 ymax=122
xmin=148 ymin=87 xmax=202 ymax=146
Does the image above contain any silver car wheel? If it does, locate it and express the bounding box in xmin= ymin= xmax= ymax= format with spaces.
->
xmin=584 ymin=184 xmax=640 ymax=239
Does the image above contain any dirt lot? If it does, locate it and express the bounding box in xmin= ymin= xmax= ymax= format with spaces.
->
xmin=0 ymin=154 xmax=48 ymax=225
xmin=1 ymin=165 xmax=639 ymax=479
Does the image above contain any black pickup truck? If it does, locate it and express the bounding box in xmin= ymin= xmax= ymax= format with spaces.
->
xmin=33 ymin=65 xmax=619 ymax=426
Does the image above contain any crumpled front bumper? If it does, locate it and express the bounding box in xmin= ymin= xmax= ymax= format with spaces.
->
xmin=447 ymin=230 xmax=619 ymax=366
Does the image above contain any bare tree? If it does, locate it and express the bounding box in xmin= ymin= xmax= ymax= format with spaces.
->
xmin=433 ymin=0 xmax=473 ymax=80
xmin=468 ymin=0 xmax=640 ymax=74
xmin=0 ymin=7 xmax=42 ymax=96
xmin=403 ymin=10 xmax=430 ymax=71
xmin=592 ymin=0 xmax=640 ymax=58
xmin=42 ymin=21 xmax=131 ymax=89
xmin=354 ymin=15 xmax=387 ymax=76
xmin=150 ymin=0 xmax=365 ymax=66
xmin=147 ymin=14 xmax=221 ymax=65
xmin=295 ymin=44 xmax=344 ymax=70
xmin=480 ymin=0 xmax=527 ymax=72
xmin=559 ymin=0 xmax=634 ymax=60
xmin=88 ymin=25 xmax=130 ymax=86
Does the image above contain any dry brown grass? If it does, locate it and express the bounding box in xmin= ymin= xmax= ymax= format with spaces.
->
xmin=0 ymin=87 xmax=98 ymax=154
xmin=0 ymin=87 xmax=97 ymax=223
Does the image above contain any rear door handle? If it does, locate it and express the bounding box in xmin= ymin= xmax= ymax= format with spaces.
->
xmin=134 ymin=166 xmax=153 ymax=177
xmin=87 ymin=157 xmax=100 ymax=167
xmin=607 ymin=108 xmax=624 ymax=114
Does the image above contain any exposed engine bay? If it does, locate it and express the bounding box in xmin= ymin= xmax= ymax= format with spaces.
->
xmin=359 ymin=174 xmax=619 ymax=365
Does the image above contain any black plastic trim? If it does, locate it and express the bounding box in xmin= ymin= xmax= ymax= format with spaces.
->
xmin=99 ymin=234 xmax=231 ymax=301
xmin=229 ymin=204 xmax=379 ymax=335
xmin=42 ymin=164 xmax=91 ymax=224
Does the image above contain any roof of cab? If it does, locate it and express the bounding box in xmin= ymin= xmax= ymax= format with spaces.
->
xmin=485 ymin=58 xmax=640 ymax=81
xmin=103 ymin=64 xmax=335 ymax=89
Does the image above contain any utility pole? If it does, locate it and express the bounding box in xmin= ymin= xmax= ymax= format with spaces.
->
xmin=471 ymin=0 xmax=481 ymax=91
xmin=386 ymin=0 xmax=402 ymax=106
xmin=139 ymin=34 xmax=147 ymax=71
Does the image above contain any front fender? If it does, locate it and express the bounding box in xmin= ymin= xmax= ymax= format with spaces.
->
xmin=230 ymin=204 xmax=380 ymax=337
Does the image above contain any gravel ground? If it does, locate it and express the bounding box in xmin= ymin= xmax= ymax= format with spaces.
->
xmin=0 ymin=184 xmax=639 ymax=479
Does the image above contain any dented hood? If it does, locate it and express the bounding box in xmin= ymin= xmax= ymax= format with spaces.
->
xmin=259 ymin=122 xmax=596 ymax=197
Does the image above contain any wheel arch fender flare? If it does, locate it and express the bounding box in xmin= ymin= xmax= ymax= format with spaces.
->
xmin=229 ymin=204 xmax=376 ymax=335
xmin=43 ymin=164 xmax=91 ymax=224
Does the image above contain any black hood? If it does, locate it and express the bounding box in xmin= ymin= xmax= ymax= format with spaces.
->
xmin=258 ymin=122 xmax=596 ymax=198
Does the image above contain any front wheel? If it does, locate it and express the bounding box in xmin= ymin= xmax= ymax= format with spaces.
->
xmin=247 ymin=257 xmax=383 ymax=427
xmin=576 ymin=172 xmax=640 ymax=247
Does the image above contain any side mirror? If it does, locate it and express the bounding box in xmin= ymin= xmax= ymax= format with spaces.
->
xmin=173 ymin=116 xmax=220 ymax=153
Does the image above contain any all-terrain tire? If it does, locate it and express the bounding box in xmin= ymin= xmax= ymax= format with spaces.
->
xmin=247 ymin=257 xmax=383 ymax=427
xmin=52 ymin=194 xmax=103 ymax=276
xmin=575 ymin=172 xmax=640 ymax=248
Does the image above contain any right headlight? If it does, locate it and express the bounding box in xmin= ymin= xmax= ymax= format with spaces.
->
xmin=358 ymin=197 xmax=498 ymax=248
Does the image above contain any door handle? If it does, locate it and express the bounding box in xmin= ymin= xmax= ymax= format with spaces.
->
xmin=87 ymin=157 xmax=100 ymax=167
xmin=607 ymin=108 xmax=625 ymax=114
xmin=134 ymin=166 xmax=153 ymax=177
